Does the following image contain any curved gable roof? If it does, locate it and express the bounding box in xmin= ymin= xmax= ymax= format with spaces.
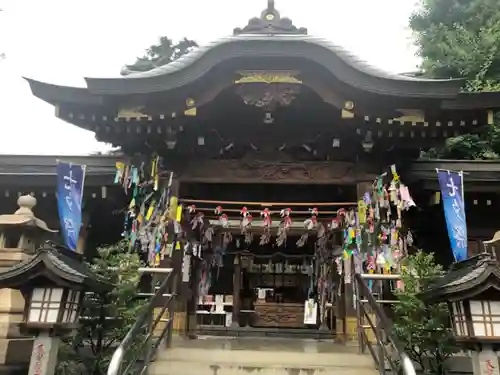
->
xmin=86 ymin=34 xmax=463 ymax=98
xmin=84 ymin=1 xmax=463 ymax=98
xmin=27 ymin=1 xmax=475 ymax=107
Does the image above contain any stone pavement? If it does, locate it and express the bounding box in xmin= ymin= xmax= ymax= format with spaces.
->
xmin=150 ymin=336 xmax=378 ymax=375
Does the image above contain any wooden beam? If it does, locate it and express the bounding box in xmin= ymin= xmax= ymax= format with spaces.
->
xmin=181 ymin=199 xmax=356 ymax=207
xmin=178 ymin=159 xmax=378 ymax=185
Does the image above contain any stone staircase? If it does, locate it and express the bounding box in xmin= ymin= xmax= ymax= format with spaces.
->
xmin=149 ymin=336 xmax=378 ymax=375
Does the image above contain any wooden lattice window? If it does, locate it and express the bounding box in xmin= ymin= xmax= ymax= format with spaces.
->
xmin=469 ymin=300 xmax=500 ymax=337
xmin=451 ymin=301 xmax=468 ymax=336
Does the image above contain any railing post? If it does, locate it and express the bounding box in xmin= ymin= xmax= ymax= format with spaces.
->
xmin=377 ymin=314 xmax=386 ymax=375
xmin=355 ymin=278 xmax=364 ymax=354
xmin=165 ymin=241 xmax=179 ymax=349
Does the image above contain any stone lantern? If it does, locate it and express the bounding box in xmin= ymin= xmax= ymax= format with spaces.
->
xmin=422 ymin=253 xmax=500 ymax=375
xmin=0 ymin=195 xmax=57 ymax=269
xmin=0 ymin=241 xmax=112 ymax=375
xmin=0 ymin=195 xmax=57 ymax=372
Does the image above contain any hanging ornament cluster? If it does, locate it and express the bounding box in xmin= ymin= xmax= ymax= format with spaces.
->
xmin=114 ymin=157 xmax=178 ymax=266
xmin=296 ymin=208 xmax=329 ymax=248
xmin=239 ymin=207 xmax=253 ymax=244
xmin=184 ymin=205 xmax=214 ymax=257
xmin=214 ymin=206 xmax=229 ymax=228
xmin=259 ymin=207 xmax=272 ymax=245
xmin=276 ymin=208 xmax=292 ymax=247
xmin=340 ymin=164 xmax=417 ymax=272
xmin=208 ymin=205 xmax=344 ymax=248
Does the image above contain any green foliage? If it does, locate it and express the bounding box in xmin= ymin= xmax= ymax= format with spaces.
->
xmin=420 ymin=114 xmax=500 ymax=159
xmin=123 ymin=36 xmax=198 ymax=74
xmin=411 ymin=0 xmax=500 ymax=159
xmin=420 ymin=132 xmax=500 ymax=160
xmin=57 ymin=241 xmax=145 ymax=375
xmin=393 ymin=251 xmax=457 ymax=375
xmin=410 ymin=0 xmax=500 ymax=81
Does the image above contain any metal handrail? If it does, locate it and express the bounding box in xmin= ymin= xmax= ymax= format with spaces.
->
xmin=107 ymin=253 xmax=178 ymax=375
xmin=354 ymin=273 xmax=416 ymax=375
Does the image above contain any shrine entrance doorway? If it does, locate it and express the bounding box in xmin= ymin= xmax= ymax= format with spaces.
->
xmin=180 ymin=181 xmax=357 ymax=337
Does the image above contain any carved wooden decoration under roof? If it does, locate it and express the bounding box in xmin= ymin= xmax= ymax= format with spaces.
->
xmin=233 ymin=0 xmax=308 ymax=36
xmin=234 ymin=71 xmax=302 ymax=110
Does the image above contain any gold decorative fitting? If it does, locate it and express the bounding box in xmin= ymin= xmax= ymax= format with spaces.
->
xmin=117 ymin=107 xmax=148 ymax=118
xmin=184 ymin=108 xmax=197 ymax=117
xmin=393 ymin=109 xmax=425 ymax=123
xmin=344 ymin=101 xmax=354 ymax=110
xmin=341 ymin=109 xmax=354 ymax=119
xmin=186 ymin=98 xmax=195 ymax=107
xmin=235 ymin=71 xmax=302 ymax=85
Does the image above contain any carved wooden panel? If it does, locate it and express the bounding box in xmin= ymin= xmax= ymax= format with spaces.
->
xmin=254 ymin=303 xmax=305 ymax=328
xmin=179 ymin=159 xmax=377 ymax=184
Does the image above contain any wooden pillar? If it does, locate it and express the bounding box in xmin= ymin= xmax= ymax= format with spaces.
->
xmin=342 ymin=181 xmax=372 ymax=341
xmin=186 ymin=251 xmax=200 ymax=338
xmin=153 ymin=179 xmax=188 ymax=336
xmin=231 ymin=254 xmax=241 ymax=328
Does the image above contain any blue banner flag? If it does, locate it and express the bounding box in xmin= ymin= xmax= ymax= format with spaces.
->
xmin=56 ymin=161 xmax=86 ymax=251
xmin=436 ymin=169 xmax=467 ymax=261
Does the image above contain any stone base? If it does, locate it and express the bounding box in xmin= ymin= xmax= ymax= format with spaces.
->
xmin=0 ymin=288 xmax=31 ymax=368
xmin=0 ymin=364 xmax=29 ymax=375
xmin=0 ymin=338 xmax=33 ymax=368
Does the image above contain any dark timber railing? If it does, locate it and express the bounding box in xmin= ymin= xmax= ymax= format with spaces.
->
xmin=354 ymin=273 xmax=416 ymax=375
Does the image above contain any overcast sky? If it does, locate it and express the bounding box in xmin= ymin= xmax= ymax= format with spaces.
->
xmin=0 ymin=0 xmax=421 ymax=155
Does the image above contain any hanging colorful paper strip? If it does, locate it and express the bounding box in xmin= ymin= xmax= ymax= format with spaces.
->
xmin=115 ymin=156 xmax=177 ymax=266
xmin=340 ymin=164 xmax=416 ymax=274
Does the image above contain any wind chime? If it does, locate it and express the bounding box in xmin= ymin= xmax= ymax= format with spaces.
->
xmin=259 ymin=208 xmax=272 ymax=245
xmin=276 ymin=208 xmax=292 ymax=247
xmin=296 ymin=207 xmax=319 ymax=247
xmin=240 ymin=207 xmax=253 ymax=244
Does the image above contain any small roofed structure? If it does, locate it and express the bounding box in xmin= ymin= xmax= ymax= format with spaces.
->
xmin=423 ymin=253 xmax=500 ymax=349
xmin=423 ymin=253 xmax=500 ymax=304
xmin=0 ymin=241 xmax=112 ymax=337
xmin=0 ymin=241 xmax=111 ymax=293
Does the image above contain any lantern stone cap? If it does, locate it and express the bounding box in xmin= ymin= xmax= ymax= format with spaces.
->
xmin=0 ymin=195 xmax=57 ymax=233
xmin=422 ymin=253 xmax=500 ymax=303
xmin=484 ymin=230 xmax=500 ymax=244
xmin=0 ymin=241 xmax=112 ymax=292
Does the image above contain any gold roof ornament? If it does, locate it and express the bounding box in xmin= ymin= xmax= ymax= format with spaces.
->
xmin=235 ymin=71 xmax=302 ymax=85
xmin=393 ymin=109 xmax=426 ymax=123
xmin=117 ymin=107 xmax=148 ymax=119
xmin=0 ymin=195 xmax=57 ymax=232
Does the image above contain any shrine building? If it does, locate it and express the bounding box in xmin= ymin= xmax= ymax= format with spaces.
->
xmin=5 ymin=1 xmax=500 ymax=338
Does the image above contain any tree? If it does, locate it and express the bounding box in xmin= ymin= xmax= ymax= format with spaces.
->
xmin=57 ymin=241 xmax=145 ymax=375
xmin=411 ymin=0 xmax=500 ymax=159
xmin=122 ymin=36 xmax=197 ymax=75
xmin=393 ymin=251 xmax=458 ymax=375
xmin=410 ymin=0 xmax=500 ymax=86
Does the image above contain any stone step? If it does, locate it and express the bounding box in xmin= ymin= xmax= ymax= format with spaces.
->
xmin=149 ymin=337 xmax=378 ymax=375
